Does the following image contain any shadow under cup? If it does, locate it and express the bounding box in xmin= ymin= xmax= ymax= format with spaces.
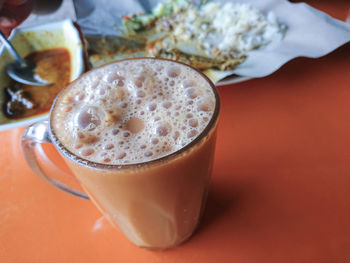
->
xmin=22 ymin=58 xmax=221 ymax=249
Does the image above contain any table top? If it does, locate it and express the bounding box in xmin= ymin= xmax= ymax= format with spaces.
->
xmin=1 ymin=1 xmax=350 ymax=262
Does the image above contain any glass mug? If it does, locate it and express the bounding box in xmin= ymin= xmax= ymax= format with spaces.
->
xmin=21 ymin=58 xmax=220 ymax=249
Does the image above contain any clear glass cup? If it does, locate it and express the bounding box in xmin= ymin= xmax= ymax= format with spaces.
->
xmin=21 ymin=58 xmax=220 ymax=249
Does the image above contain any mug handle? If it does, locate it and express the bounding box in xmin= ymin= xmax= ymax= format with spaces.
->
xmin=21 ymin=120 xmax=89 ymax=200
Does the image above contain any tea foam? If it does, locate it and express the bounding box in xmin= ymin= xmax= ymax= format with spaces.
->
xmin=52 ymin=59 xmax=215 ymax=165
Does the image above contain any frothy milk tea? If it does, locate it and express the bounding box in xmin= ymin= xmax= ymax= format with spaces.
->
xmin=52 ymin=59 xmax=215 ymax=164
xmin=50 ymin=58 xmax=219 ymax=249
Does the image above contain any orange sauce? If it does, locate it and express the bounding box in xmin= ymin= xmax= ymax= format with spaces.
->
xmin=4 ymin=48 xmax=71 ymax=119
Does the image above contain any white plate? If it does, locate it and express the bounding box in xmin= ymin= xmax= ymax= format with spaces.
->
xmin=216 ymin=75 xmax=253 ymax=86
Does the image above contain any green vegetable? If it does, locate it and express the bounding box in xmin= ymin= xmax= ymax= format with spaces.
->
xmin=152 ymin=3 xmax=171 ymax=17
xmin=123 ymin=0 xmax=190 ymax=34
xmin=123 ymin=18 xmax=144 ymax=33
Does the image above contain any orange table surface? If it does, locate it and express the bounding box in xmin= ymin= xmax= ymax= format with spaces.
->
xmin=1 ymin=2 xmax=350 ymax=262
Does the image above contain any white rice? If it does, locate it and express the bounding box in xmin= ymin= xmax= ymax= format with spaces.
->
xmin=169 ymin=2 xmax=286 ymax=58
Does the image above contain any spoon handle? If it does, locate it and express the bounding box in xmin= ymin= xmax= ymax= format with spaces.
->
xmin=0 ymin=31 xmax=26 ymax=66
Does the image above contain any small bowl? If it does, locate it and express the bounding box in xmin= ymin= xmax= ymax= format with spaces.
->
xmin=0 ymin=19 xmax=84 ymax=131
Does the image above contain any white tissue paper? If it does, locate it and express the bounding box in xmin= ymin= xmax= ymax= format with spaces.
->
xmin=73 ymin=0 xmax=350 ymax=83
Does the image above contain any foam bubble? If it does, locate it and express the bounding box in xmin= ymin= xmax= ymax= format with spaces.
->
xmin=186 ymin=88 xmax=200 ymax=99
xmin=148 ymin=103 xmax=157 ymax=111
xmin=156 ymin=122 xmax=171 ymax=137
xmin=187 ymin=130 xmax=198 ymax=138
xmin=126 ymin=117 xmax=144 ymax=134
xmin=106 ymin=72 xmax=125 ymax=86
xmin=145 ymin=151 xmax=153 ymax=157
xmin=117 ymin=152 xmax=127 ymax=159
xmin=75 ymin=93 xmax=85 ymax=101
xmin=166 ymin=65 xmax=181 ymax=78
xmin=162 ymin=102 xmax=172 ymax=109
xmin=99 ymin=88 xmax=106 ymax=95
xmin=81 ymin=148 xmax=94 ymax=156
xmin=182 ymin=80 xmax=196 ymax=89
xmin=119 ymin=102 xmax=128 ymax=108
xmin=64 ymin=106 xmax=72 ymax=112
xmin=76 ymin=106 xmax=102 ymax=131
xmin=123 ymin=131 xmax=130 ymax=137
xmin=189 ymin=119 xmax=198 ymax=127
xmin=111 ymin=129 xmax=119 ymax=135
xmin=104 ymin=144 xmax=114 ymax=150
xmin=173 ymin=131 xmax=180 ymax=140
xmin=134 ymin=79 xmax=143 ymax=88
xmin=152 ymin=138 xmax=159 ymax=145
xmin=62 ymin=95 xmax=73 ymax=104
xmin=137 ymin=90 xmax=146 ymax=98
xmin=198 ymin=99 xmax=214 ymax=112
xmin=74 ymin=144 xmax=82 ymax=149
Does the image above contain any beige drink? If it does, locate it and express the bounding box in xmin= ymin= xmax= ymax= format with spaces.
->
xmin=50 ymin=58 xmax=220 ymax=249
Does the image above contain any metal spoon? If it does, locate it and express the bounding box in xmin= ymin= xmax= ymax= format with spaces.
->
xmin=0 ymin=31 xmax=50 ymax=86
